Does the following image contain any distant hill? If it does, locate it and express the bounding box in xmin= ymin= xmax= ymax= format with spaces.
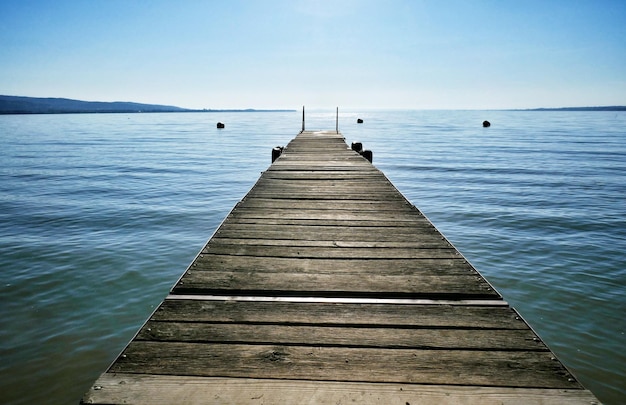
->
xmin=523 ymin=106 xmax=626 ymax=111
xmin=0 ymin=95 xmax=296 ymax=114
xmin=0 ymin=95 xmax=189 ymax=114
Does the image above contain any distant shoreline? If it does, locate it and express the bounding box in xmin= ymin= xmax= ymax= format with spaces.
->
xmin=0 ymin=95 xmax=295 ymax=115
xmin=0 ymin=109 xmax=297 ymax=115
xmin=512 ymin=106 xmax=626 ymax=112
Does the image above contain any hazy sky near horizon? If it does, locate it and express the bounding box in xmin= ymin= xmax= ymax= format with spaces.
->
xmin=1 ymin=0 xmax=625 ymax=110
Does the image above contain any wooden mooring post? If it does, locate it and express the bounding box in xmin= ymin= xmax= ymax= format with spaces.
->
xmin=82 ymin=130 xmax=599 ymax=405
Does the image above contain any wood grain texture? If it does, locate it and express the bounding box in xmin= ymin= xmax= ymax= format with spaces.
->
xmin=82 ymin=375 xmax=600 ymax=405
xmin=137 ymin=321 xmax=546 ymax=351
xmin=111 ymin=342 xmax=578 ymax=388
xmin=188 ymin=255 xmax=477 ymax=275
xmin=175 ymin=271 xmax=495 ymax=297
xmin=151 ymin=299 xmax=527 ymax=329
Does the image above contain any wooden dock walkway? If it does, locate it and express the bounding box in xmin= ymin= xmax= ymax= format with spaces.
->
xmin=82 ymin=131 xmax=598 ymax=404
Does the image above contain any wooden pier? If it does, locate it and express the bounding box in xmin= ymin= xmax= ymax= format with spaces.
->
xmin=82 ymin=131 xmax=598 ymax=404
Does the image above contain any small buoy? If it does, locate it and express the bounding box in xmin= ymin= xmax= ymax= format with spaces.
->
xmin=482 ymin=120 xmax=491 ymax=127
xmin=217 ymin=122 xmax=225 ymax=128
xmin=351 ymin=142 xmax=363 ymax=152
xmin=357 ymin=118 xmax=363 ymax=124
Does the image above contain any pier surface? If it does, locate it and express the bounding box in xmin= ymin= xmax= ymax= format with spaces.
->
xmin=82 ymin=131 xmax=598 ymax=404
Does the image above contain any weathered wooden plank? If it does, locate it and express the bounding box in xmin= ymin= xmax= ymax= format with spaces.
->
xmin=150 ymin=300 xmax=521 ymax=330
xmin=243 ymin=192 xmax=407 ymax=201
xmin=208 ymin=237 xmax=451 ymax=248
xmin=283 ymin=144 xmax=354 ymax=148
xmin=268 ymin=163 xmax=372 ymax=169
xmin=188 ymin=256 xmax=477 ymax=276
xmin=271 ymin=159 xmax=372 ymax=165
xmin=82 ymin=374 xmax=601 ymax=405
xmin=267 ymin=165 xmax=373 ymax=172
xmin=246 ymin=182 xmax=406 ymax=193
xmin=201 ymin=243 xmax=460 ymax=259
xmin=222 ymin=216 xmax=436 ymax=226
xmin=255 ymin=172 xmax=392 ymax=179
xmin=254 ymin=178 xmax=396 ymax=190
xmin=281 ymin=147 xmax=357 ymax=152
xmin=249 ymin=184 xmax=406 ymax=194
xmin=173 ymin=271 xmax=495 ymax=297
xmin=246 ymin=188 xmax=406 ymax=198
xmin=262 ymin=157 xmax=377 ymax=164
xmin=137 ymin=321 xmax=545 ymax=351
xmin=261 ymin=171 xmax=386 ymax=180
xmin=228 ymin=209 xmax=426 ymax=222
xmin=213 ymin=225 xmax=441 ymax=242
xmin=252 ymin=178 xmax=397 ymax=187
xmin=237 ymin=198 xmax=415 ymax=211
xmin=282 ymin=145 xmax=356 ymax=151
xmin=282 ymin=139 xmax=346 ymax=143
xmin=110 ymin=342 xmax=579 ymax=388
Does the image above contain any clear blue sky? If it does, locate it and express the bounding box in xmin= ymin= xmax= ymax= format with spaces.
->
xmin=1 ymin=0 xmax=625 ymax=109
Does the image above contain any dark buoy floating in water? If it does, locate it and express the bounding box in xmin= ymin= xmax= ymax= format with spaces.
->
xmin=217 ymin=122 xmax=225 ymax=129
xmin=482 ymin=120 xmax=491 ymax=127
xmin=357 ymin=118 xmax=363 ymax=124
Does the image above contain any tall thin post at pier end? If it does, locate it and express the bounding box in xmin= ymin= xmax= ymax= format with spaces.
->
xmin=301 ymin=106 xmax=305 ymax=132
xmin=336 ymin=107 xmax=339 ymax=133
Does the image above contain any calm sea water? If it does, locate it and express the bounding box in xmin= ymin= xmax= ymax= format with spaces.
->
xmin=1 ymin=110 xmax=624 ymax=404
